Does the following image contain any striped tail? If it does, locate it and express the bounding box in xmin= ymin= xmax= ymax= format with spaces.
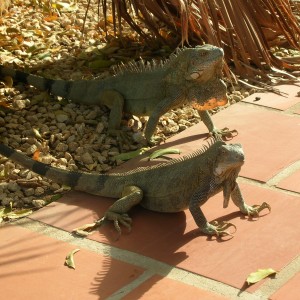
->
xmin=0 ymin=65 xmax=72 ymax=98
xmin=0 ymin=143 xmax=82 ymax=188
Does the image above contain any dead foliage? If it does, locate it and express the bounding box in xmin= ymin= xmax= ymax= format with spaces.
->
xmin=95 ymin=0 xmax=300 ymax=80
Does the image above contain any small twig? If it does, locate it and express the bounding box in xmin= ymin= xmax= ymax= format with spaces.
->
xmin=238 ymin=79 xmax=289 ymax=97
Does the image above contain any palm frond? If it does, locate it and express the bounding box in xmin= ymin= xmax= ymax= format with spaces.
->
xmin=96 ymin=0 xmax=300 ymax=79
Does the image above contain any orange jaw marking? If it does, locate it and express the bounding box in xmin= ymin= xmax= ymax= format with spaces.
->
xmin=192 ymin=97 xmax=228 ymax=111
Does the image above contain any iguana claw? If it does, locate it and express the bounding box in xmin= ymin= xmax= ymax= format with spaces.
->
xmin=244 ymin=202 xmax=271 ymax=217
xmin=148 ymin=135 xmax=166 ymax=146
xmin=72 ymin=213 xmax=132 ymax=238
xmin=101 ymin=211 xmax=132 ymax=237
xmin=210 ymin=127 xmax=238 ymax=140
xmin=108 ymin=129 xmax=132 ymax=149
xmin=202 ymin=221 xmax=237 ymax=237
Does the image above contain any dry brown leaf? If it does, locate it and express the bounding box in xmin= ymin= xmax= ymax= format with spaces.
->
xmin=32 ymin=150 xmax=41 ymax=161
xmin=44 ymin=14 xmax=58 ymax=22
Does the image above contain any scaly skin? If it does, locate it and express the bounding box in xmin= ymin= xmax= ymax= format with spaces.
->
xmin=0 ymin=45 xmax=233 ymax=143
xmin=0 ymin=139 xmax=270 ymax=238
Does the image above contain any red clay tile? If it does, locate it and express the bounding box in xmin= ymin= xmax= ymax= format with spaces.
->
xmin=138 ymin=182 xmax=300 ymax=292
xmin=0 ymin=224 xmax=144 ymax=299
xmin=211 ymin=103 xmax=300 ymax=182
xmin=29 ymin=181 xmax=300 ymax=291
xmin=94 ymin=102 xmax=300 ymax=183
xmin=29 ymin=191 xmax=113 ymax=233
xmin=30 ymin=191 xmax=188 ymax=252
xmin=242 ymin=84 xmax=300 ymax=111
xmin=276 ymin=169 xmax=300 ymax=194
xmin=123 ymin=275 xmax=226 ymax=300
xmin=27 ymin=98 xmax=300 ymax=291
xmin=270 ymin=272 xmax=300 ymax=300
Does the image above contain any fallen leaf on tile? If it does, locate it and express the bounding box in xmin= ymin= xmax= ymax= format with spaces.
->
xmin=246 ymin=268 xmax=277 ymax=285
xmin=65 ymin=249 xmax=80 ymax=269
xmin=72 ymin=222 xmax=99 ymax=237
xmin=5 ymin=209 xmax=33 ymax=219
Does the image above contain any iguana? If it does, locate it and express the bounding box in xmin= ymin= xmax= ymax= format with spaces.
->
xmin=0 ymin=140 xmax=270 ymax=237
xmin=0 ymin=44 xmax=233 ymax=144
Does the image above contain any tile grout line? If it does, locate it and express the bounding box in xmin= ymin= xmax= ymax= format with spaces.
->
xmin=238 ymin=177 xmax=300 ymax=199
xmin=266 ymin=160 xmax=300 ymax=186
xmin=13 ymin=217 xmax=256 ymax=300
xmin=239 ymin=100 xmax=300 ymax=117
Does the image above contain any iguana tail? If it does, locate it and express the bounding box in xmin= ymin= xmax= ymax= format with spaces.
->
xmin=0 ymin=143 xmax=88 ymax=188
xmin=0 ymin=65 xmax=74 ymax=98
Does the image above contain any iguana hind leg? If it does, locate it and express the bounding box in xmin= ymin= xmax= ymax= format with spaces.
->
xmin=98 ymin=90 xmax=124 ymax=131
xmin=99 ymin=185 xmax=143 ymax=236
xmin=98 ymin=90 xmax=131 ymax=145
xmin=200 ymin=110 xmax=238 ymax=140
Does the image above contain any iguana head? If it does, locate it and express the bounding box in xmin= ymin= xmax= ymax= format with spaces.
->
xmin=214 ymin=143 xmax=244 ymax=177
xmin=213 ymin=143 xmax=244 ymax=208
xmin=185 ymin=44 xmax=224 ymax=82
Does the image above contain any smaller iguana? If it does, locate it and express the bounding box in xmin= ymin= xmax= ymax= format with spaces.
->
xmin=0 ymin=139 xmax=270 ymax=237
xmin=0 ymin=44 xmax=234 ymax=144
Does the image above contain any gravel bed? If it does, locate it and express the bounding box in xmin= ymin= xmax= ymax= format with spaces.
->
xmin=0 ymin=1 xmax=252 ymax=209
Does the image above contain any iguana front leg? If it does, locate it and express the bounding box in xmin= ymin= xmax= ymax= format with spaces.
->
xmin=189 ymin=183 xmax=236 ymax=236
xmin=200 ymin=110 xmax=238 ymax=140
xmin=230 ymin=183 xmax=271 ymax=216
xmin=145 ymin=95 xmax=185 ymax=144
xmin=98 ymin=185 xmax=143 ymax=236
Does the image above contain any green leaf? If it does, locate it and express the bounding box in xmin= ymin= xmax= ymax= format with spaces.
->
xmin=148 ymin=148 xmax=181 ymax=160
xmin=49 ymin=194 xmax=63 ymax=202
xmin=0 ymin=206 xmax=12 ymax=217
xmin=88 ymin=59 xmax=114 ymax=69
xmin=36 ymin=52 xmax=51 ymax=60
xmin=65 ymin=249 xmax=80 ymax=269
xmin=5 ymin=209 xmax=33 ymax=220
xmin=114 ymin=147 xmax=150 ymax=161
xmin=54 ymin=1 xmax=78 ymax=12
xmin=246 ymin=268 xmax=277 ymax=285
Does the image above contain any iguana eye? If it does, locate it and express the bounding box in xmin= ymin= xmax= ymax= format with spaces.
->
xmin=220 ymin=148 xmax=227 ymax=155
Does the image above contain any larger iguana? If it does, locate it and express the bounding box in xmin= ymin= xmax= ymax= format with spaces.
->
xmin=0 ymin=140 xmax=270 ymax=237
xmin=0 ymin=44 xmax=232 ymax=144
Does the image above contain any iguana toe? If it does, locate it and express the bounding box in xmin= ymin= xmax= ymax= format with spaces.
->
xmin=103 ymin=211 xmax=132 ymax=236
xmin=210 ymin=127 xmax=238 ymax=140
xmin=108 ymin=129 xmax=132 ymax=148
xmin=202 ymin=221 xmax=237 ymax=237
xmin=243 ymin=202 xmax=271 ymax=217
xmin=148 ymin=135 xmax=166 ymax=146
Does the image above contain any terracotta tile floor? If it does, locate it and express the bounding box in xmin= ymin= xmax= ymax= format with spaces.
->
xmin=1 ymin=84 xmax=300 ymax=299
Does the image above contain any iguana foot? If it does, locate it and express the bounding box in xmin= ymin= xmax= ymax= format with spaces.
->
xmin=201 ymin=221 xmax=237 ymax=237
xmin=100 ymin=211 xmax=132 ymax=236
xmin=241 ymin=202 xmax=271 ymax=217
xmin=209 ymin=127 xmax=238 ymax=140
xmin=147 ymin=135 xmax=166 ymax=146
xmin=108 ymin=129 xmax=132 ymax=148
